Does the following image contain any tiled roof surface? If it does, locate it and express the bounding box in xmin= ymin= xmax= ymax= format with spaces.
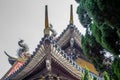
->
xmin=2 ymin=26 xmax=102 ymax=80
xmin=76 ymin=58 xmax=99 ymax=75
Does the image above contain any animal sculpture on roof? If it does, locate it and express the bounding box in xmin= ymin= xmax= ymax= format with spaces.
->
xmin=4 ymin=40 xmax=30 ymax=65
xmin=17 ymin=39 xmax=29 ymax=58
xmin=49 ymin=24 xmax=57 ymax=37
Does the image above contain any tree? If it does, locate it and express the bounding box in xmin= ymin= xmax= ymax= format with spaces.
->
xmin=75 ymin=0 xmax=120 ymax=79
xmin=76 ymin=0 xmax=120 ymax=56
xmin=76 ymin=1 xmax=106 ymax=73
xmin=90 ymin=23 xmax=120 ymax=56
xmin=75 ymin=0 xmax=80 ymax=3
xmin=81 ymin=30 xmax=106 ymax=73
xmin=77 ymin=5 xmax=91 ymax=28
xmin=111 ymin=57 xmax=120 ymax=79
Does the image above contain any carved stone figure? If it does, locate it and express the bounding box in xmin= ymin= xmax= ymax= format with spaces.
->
xmin=17 ymin=39 xmax=29 ymax=58
xmin=46 ymin=59 xmax=51 ymax=71
xmin=70 ymin=38 xmax=74 ymax=48
xmin=49 ymin=24 xmax=57 ymax=37
xmin=4 ymin=40 xmax=30 ymax=65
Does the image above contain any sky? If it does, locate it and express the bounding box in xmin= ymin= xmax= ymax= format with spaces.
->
xmin=0 ymin=0 xmax=85 ymax=78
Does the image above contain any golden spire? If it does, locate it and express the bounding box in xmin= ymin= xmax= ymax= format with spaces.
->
xmin=44 ymin=5 xmax=50 ymax=36
xmin=70 ymin=5 xmax=74 ymax=25
xmin=45 ymin=5 xmax=49 ymax=29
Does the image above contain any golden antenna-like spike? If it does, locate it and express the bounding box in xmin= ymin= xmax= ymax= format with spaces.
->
xmin=70 ymin=5 xmax=74 ymax=25
xmin=44 ymin=5 xmax=50 ymax=36
xmin=45 ymin=5 xmax=49 ymax=29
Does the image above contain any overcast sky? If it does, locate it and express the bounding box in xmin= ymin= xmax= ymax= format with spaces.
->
xmin=0 ymin=0 xmax=85 ymax=78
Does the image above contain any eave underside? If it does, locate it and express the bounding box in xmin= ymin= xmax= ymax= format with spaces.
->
xmin=7 ymin=41 xmax=82 ymax=80
xmin=23 ymin=58 xmax=80 ymax=80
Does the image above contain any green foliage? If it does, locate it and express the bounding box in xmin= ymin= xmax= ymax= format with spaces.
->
xmin=103 ymin=71 xmax=110 ymax=80
xmin=76 ymin=0 xmax=120 ymax=55
xmin=75 ymin=0 xmax=80 ymax=3
xmin=82 ymin=68 xmax=91 ymax=80
xmin=77 ymin=5 xmax=91 ymax=28
xmin=82 ymin=68 xmax=111 ymax=80
xmin=90 ymin=23 xmax=120 ymax=55
xmin=75 ymin=0 xmax=120 ymax=79
xmin=117 ymin=28 xmax=120 ymax=39
xmin=112 ymin=57 xmax=120 ymax=79
xmin=90 ymin=23 xmax=101 ymax=43
xmin=76 ymin=0 xmax=120 ymax=27
xmin=85 ymin=0 xmax=120 ymax=27
xmin=81 ymin=30 xmax=105 ymax=73
xmin=93 ymin=77 xmax=97 ymax=80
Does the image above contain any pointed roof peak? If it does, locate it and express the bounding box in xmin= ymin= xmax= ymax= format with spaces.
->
xmin=70 ymin=4 xmax=74 ymax=25
xmin=44 ymin=5 xmax=50 ymax=36
xmin=45 ymin=5 xmax=49 ymax=28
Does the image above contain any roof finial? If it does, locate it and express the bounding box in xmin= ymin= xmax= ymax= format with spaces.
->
xmin=70 ymin=5 xmax=74 ymax=25
xmin=44 ymin=5 xmax=50 ymax=36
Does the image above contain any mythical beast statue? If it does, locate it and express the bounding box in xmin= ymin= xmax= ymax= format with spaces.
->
xmin=17 ymin=39 xmax=29 ymax=58
xmin=4 ymin=40 xmax=30 ymax=65
xmin=49 ymin=24 xmax=57 ymax=37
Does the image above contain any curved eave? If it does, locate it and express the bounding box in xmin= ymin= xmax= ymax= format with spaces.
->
xmin=51 ymin=44 xmax=82 ymax=79
xmin=50 ymin=41 xmax=101 ymax=80
xmin=3 ymin=36 xmax=101 ymax=80
xmin=13 ymin=45 xmax=46 ymax=79
xmin=3 ymin=37 xmax=46 ymax=80
xmin=76 ymin=58 xmax=99 ymax=76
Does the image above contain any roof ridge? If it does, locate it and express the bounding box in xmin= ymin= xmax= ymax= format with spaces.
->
xmin=50 ymin=37 xmax=101 ymax=80
xmin=56 ymin=24 xmax=82 ymax=42
xmin=3 ymin=36 xmax=101 ymax=80
xmin=3 ymin=36 xmax=47 ymax=80
xmin=51 ymin=39 xmax=82 ymax=69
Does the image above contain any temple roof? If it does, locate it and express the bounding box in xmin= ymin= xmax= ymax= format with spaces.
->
xmin=2 ymin=37 xmax=81 ymax=79
xmin=2 ymin=5 xmax=102 ymax=80
xmin=2 ymin=36 xmax=101 ymax=80
xmin=76 ymin=58 xmax=98 ymax=75
xmin=57 ymin=24 xmax=82 ymax=47
xmin=55 ymin=24 xmax=98 ymax=75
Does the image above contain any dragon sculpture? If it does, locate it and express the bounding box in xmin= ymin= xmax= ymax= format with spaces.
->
xmin=17 ymin=39 xmax=29 ymax=58
xmin=4 ymin=40 xmax=30 ymax=65
xmin=49 ymin=24 xmax=57 ymax=37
